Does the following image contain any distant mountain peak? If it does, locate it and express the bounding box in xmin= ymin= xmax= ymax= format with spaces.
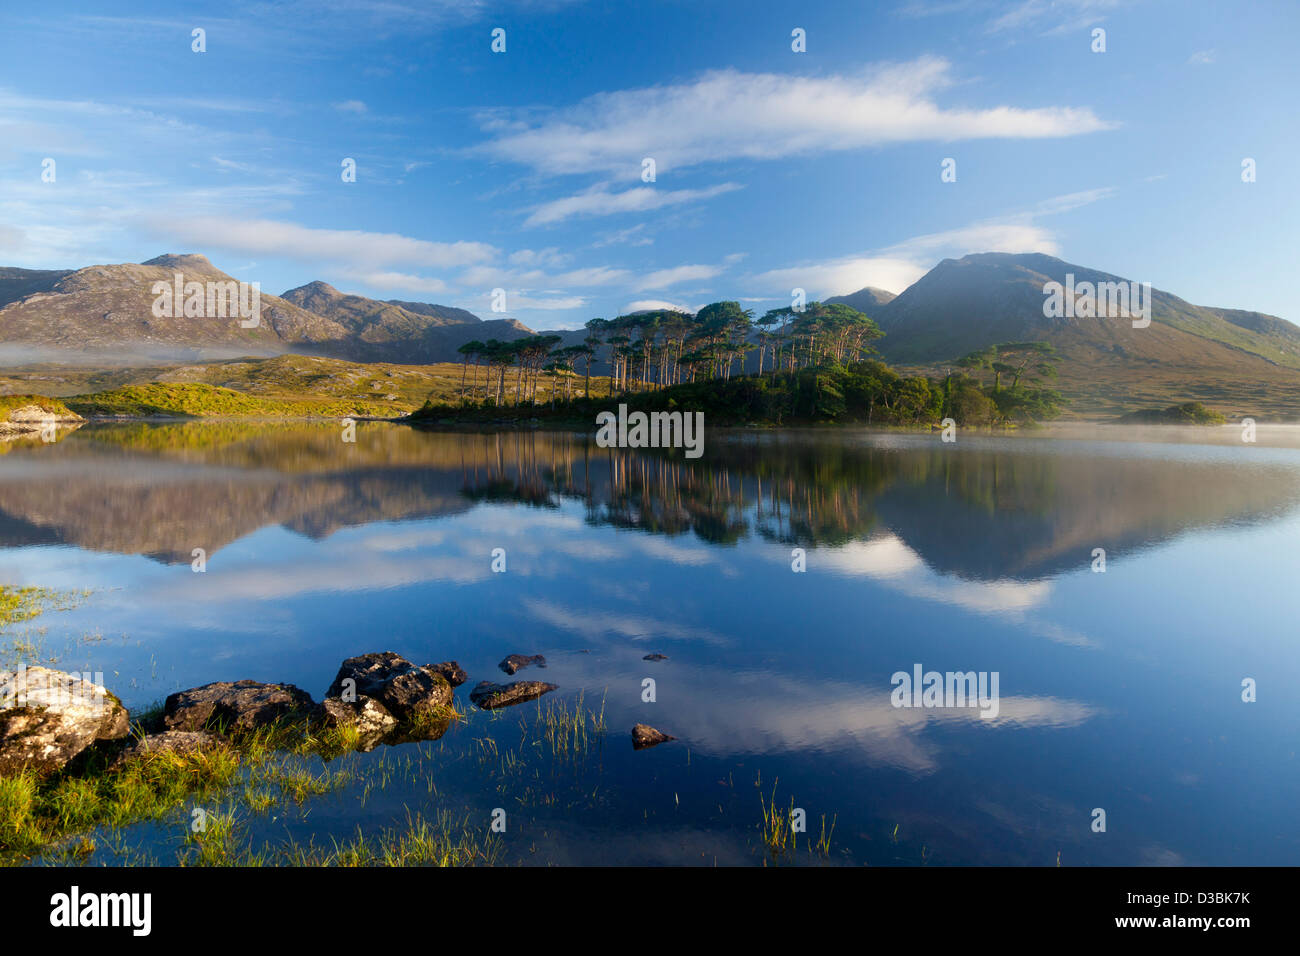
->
xmin=141 ymin=253 xmax=216 ymax=271
xmin=825 ymin=285 xmax=898 ymax=314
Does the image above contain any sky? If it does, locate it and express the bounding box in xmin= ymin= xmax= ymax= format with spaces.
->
xmin=0 ymin=0 xmax=1296 ymax=331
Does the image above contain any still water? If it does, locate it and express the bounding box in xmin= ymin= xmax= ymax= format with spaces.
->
xmin=3 ymin=421 xmax=1298 ymax=865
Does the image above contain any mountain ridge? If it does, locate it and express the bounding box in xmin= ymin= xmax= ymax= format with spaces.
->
xmin=2 ymin=252 xmax=1297 ymax=420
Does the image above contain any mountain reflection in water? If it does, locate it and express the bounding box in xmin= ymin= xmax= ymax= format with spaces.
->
xmin=2 ymin=422 xmax=1298 ymax=865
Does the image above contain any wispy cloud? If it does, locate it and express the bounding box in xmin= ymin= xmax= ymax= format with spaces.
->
xmin=155 ymin=217 xmax=498 ymax=270
xmin=478 ymin=58 xmax=1113 ymax=177
xmin=523 ymin=183 xmax=742 ymax=227
xmin=633 ymin=262 xmax=726 ymax=292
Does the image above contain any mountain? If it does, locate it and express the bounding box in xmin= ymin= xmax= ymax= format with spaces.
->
xmin=825 ymin=286 xmax=897 ymax=315
xmin=383 ymin=299 xmax=482 ymax=326
xmin=840 ymin=252 xmax=1300 ymax=417
xmin=0 ymin=255 xmax=348 ymax=359
xmin=278 ymin=280 xmax=532 ymax=362
xmin=863 ymin=253 xmax=1300 ymax=367
xmin=4 ymin=250 xmax=1298 ymax=418
xmin=0 ymin=255 xmax=536 ymax=365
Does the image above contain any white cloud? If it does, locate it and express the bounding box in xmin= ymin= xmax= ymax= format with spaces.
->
xmin=752 ymin=256 xmax=929 ymax=301
xmin=591 ymin=224 xmax=654 ymax=248
xmin=508 ymin=247 xmax=571 ymax=269
xmin=523 ymin=182 xmax=742 ymax=226
xmin=457 ymin=263 xmax=630 ymax=289
xmin=338 ymin=269 xmax=449 ymax=295
xmin=1188 ymin=49 xmax=1216 ymax=65
xmin=478 ymin=58 xmax=1112 ymax=177
xmin=622 ymin=298 xmax=698 ymax=315
xmin=333 ymin=99 xmax=368 ymax=113
xmin=988 ymin=0 xmax=1125 ymax=35
xmin=156 ymin=217 xmax=497 ymax=270
xmin=633 ymin=263 xmax=725 ymax=291
xmin=475 ymin=292 xmax=586 ymax=311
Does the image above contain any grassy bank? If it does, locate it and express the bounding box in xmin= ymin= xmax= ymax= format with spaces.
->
xmin=65 ymin=382 xmax=399 ymax=419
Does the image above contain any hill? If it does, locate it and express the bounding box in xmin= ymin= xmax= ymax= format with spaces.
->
xmin=0 ymin=254 xmax=540 ymax=365
xmin=838 ymin=253 xmax=1300 ymax=418
xmin=0 ymin=254 xmax=348 ymax=358
xmin=825 ymin=286 xmax=897 ymax=315
xmin=278 ymin=280 xmax=534 ymax=362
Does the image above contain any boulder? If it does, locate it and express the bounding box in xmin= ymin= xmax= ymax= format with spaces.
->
xmin=0 ymin=666 xmax=129 ymax=775
xmin=313 ymin=695 xmax=398 ymax=736
xmin=325 ymin=652 xmax=452 ymax=720
xmin=163 ymin=679 xmax=315 ymax=733
xmin=499 ymin=654 xmax=546 ymax=675
xmin=469 ymin=680 xmax=557 ymax=710
xmin=631 ymin=723 xmax=675 ymax=750
xmin=428 ymin=661 xmax=468 ymax=687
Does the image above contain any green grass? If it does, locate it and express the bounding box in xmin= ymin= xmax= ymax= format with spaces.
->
xmin=271 ymin=810 xmax=502 ymax=866
xmin=0 ymin=585 xmax=60 ymax=630
xmin=0 ymin=394 xmax=77 ymax=419
xmin=0 ymin=716 xmax=366 ymax=864
xmin=757 ymin=781 xmax=837 ymax=863
xmin=65 ymin=382 xmax=399 ymax=419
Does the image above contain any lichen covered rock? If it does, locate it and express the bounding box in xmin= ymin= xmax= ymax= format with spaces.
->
xmin=163 ymin=679 xmax=315 ymax=733
xmin=0 ymin=666 xmax=129 ymax=774
xmin=325 ymin=652 xmax=452 ymax=720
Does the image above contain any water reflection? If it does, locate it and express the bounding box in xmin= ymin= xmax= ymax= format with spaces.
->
xmin=3 ymin=422 xmax=1298 ymax=864
xmin=2 ymin=423 xmax=1297 ymax=579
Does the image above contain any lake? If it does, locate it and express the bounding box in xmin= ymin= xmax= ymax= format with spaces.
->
xmin=3 ymin=421 xmax=1298 ymax=865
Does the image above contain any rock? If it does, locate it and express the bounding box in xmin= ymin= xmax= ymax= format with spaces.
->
xmin=163 ymin=679 xmax=315 ymax=733
xmin=325 ymin=652 xmax=452 ymax=720
xmin=111 ymin=730 xmax=227 ymax=768
xmin=643 ymin=653 xmax=669 ymax=661
xmin=469 ymin=680 xmax=557 ymax=710
xmin=428 ymin=661 xmax=468 ymax=687
xmin=631 ymin=723 xmax=675 ymax=750
xmin=0 ymin=666 xmax=129 ymax=775
xmin=313 ymin=695 xmax=397 ymax=736
xmin=499 ymin=654 xmax=546 ymax=675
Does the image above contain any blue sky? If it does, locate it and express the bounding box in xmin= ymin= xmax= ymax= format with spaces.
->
xmin=1 ymin=0 xmax=1295 ymax=330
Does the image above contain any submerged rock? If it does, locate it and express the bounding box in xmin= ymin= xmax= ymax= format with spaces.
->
xmin=111 ymin=730 xmax=227 ymax=768
xmin=631 ymin=723 xmax=675 ymax=750
xmin=499 ymin=654 xmax=546 ymax=675
xmin=163 ymin=679 xmax=315 ymax=733
xmin=325 ymin=652 xmax=452 ymax=720
xmin=428 ymin=661 xmax=468 ymax=687
xmin=643 ymin=653 xmax=669 ymax=662
xmin=0 ymin=666 xmax=129 ymax=774
xmin=469 ymin=680 xmax=557 ymax=710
